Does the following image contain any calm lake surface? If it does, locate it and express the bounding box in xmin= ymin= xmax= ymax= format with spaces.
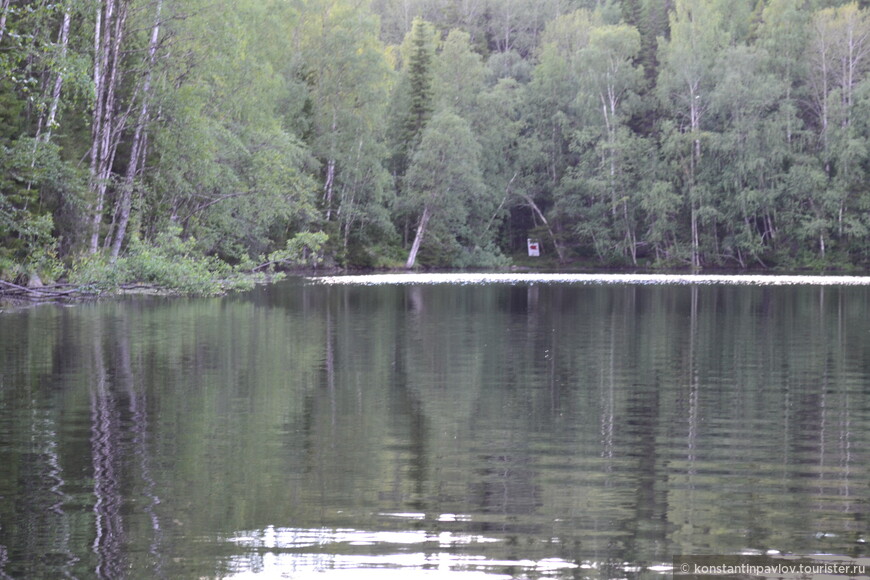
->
xmin=2 ymin=274 xmax=870 ymax=579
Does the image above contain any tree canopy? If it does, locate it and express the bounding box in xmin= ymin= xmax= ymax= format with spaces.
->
xmin=4 ymin=0 xmax=870 ymax=283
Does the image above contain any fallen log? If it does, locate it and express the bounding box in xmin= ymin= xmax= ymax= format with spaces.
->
xmin=0 ymin=279 xmax=101 ymax=301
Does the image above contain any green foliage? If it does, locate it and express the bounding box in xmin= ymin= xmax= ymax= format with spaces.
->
xmin=404 ymin=110 xmax=502 ymax=266
xmin=148 ymin=81 xmax=319 ymax=263
xmin=395 ymin=18 xmax=437 ymax=170
xmin=453 ymin=243 xmax=512 ymax=269
xmin=0 ymin=136 xmax=85 ymax=283
xmin=297 ymin=0 xmax=395 ymax=255
xmin=7 ymin=0 xmax=870 ymax=277
xmin=0 ymin=202 xmax=63 ymax=283
xmin=0 ymin=81 xmax=25 ymax=142
xmin=434 ymin=29 xmax=486 ymax=117
xmin=260 ymin=231 xmax=329 ymax=271
xmin=68 ymin=253 xmax=130 ymax=292
xmin=70 ymin=228 xmax=259 ymax=296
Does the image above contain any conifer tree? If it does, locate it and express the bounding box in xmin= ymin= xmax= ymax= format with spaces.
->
xmin=398 ymin=18 xmax=436 ymax=173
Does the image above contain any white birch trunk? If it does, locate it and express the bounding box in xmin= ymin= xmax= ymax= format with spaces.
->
xmin=0 ymin=0 xmax=10 ymax=45
xmin=88 ymin=2 xmax=108 ymax=253
xmin=689 ymin=82 xmax=701 ymax=269
xmin=110 ymin=0 xmax=163 ymax=261
xmin=89 ymin=0 xmax=130 ymax=254
xmin=405 ymin=205 xmax=431 ymax=269
xmin=37 ymin=7 xmax=72 ymax=143
xmin=324 ymin=159 xmax=336 ymax=221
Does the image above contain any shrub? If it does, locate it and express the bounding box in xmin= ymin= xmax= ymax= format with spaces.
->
xmin=70 ymin=227 xmax=259 ymax=296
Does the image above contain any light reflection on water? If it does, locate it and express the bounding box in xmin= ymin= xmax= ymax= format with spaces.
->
xmin=223 ymin=524 xmax=581 ymax=579
xmin=309 ymin=272 xmax=870 ymax=286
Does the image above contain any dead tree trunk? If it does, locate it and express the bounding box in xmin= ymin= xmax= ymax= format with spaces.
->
xmin=405 ymin=205 xmax=432 ymax=269
xmin=522 ymin=194 xmax=566 ymax=263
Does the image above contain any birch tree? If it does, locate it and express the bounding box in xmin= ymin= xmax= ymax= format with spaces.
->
xmin=657 ymin=0 xmax=726 ymax=267
xmin=34 ymin=3 xmax=72 ymax=144
xmin=576 ymin=23 xmax=643 ymax=264
xmin=299 ymin=0 xmax=393 ymax=253
xmin=0 ymin=0 xmax=10 ymax=45
xmin=109 ymin=0 xmax=163 ymax=260
xmin=804 ymin=2 xmax=870 ymax=256
xmin=707 ymin=44 xmax=786 ymax=266
xmin=404 ymin=110 xmax=485 ymax=268
xmin=518 ymin=10 xmax=597 ymax=263
xmin=88 ymin=0 xmax=131 ymax=254
xmin=433 ymin=29 xmax=485 ymax=119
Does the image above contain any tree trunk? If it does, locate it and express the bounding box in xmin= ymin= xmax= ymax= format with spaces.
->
xmin=89 ymin=0 xmax=130 ymax=254
xmin=623 ymin=199 xmax=637 ymax=266
xmin=484 ymin=171 xmax=517 ymax=234
xmin=0 ymin=0 xmax=10 ymax=45
xmin=324 ymin=159 xmax=336 ymax=221
xmin=110 ymin=0 xmax=163 ymax=261
xmin=691 ymin=201 xmax=700 ymax=269
xmin=523 ymin=194 xmax=566 ymax=263
xmin=89 ymin=326 xmax=127 ymax=577
xmin=689 ymin=84 xmax=702 ymax=269
xmin=36 ymin=7 xmax=72 ymax=144
xmin=26 ymin=6 xmax=72 ymax=190
xmin=405 ymin=205 xmax=432 ymax=269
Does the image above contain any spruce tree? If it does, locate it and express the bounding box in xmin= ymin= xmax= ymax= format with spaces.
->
xmin=399 ymin=18 xmax=436 ymax=173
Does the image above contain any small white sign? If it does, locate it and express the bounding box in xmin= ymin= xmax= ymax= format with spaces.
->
xmin=527 ymin=239 xmax=540 ymax=257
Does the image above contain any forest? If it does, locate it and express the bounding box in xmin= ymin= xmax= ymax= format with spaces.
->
xmin=3 ymin=0 xmax=870 ymax=291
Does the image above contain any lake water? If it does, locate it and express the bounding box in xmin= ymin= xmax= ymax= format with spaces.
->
xmin=2 ymin=274 xmax=870 ymax=579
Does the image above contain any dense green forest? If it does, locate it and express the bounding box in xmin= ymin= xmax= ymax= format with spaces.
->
xmin=4 ymin=0 xmax=870 ymax=288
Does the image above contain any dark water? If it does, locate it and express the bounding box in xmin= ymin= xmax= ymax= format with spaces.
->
xmin=2 ymin=276 xmax=870 ymax=579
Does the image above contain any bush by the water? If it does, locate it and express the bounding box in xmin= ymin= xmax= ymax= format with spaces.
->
xmin=70 ymin=228 xmax=261 ymax=296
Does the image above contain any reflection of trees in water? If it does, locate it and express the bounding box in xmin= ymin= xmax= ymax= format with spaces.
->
xmin=43 ymin=411 xmax=78 ymax=577
xmin=469 ymin=452 xmax=541 ymax=521
xmin=89 ymin=328 xmax=127 ymax=579
xmin=5 ymin=282 xmax=870 ymax=576
xmin=0 ymin=311 xmax=79 ymax=578
xmin=305 ymin=284 xmax=869 ymax=559
xmin=0 ymin=546 xmax=9 ymax=580
xmin=8 ymin=410 xmax=78 ymax=579
xmin=88 ymin=313 xmax=166 ymax=579
xmin=120 ymin=317 xmax=166 ymax=578
xmin=664 ymin=286 xmax=868 ymax=553
xmin=808 ymin=288 xmax=857 ymax=531
xmin=130 ymin=388 xmax=165 ymax=577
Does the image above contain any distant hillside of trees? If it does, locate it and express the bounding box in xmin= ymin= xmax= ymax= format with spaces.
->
xmin=3 ymin=0 xmax=870 ymax=287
